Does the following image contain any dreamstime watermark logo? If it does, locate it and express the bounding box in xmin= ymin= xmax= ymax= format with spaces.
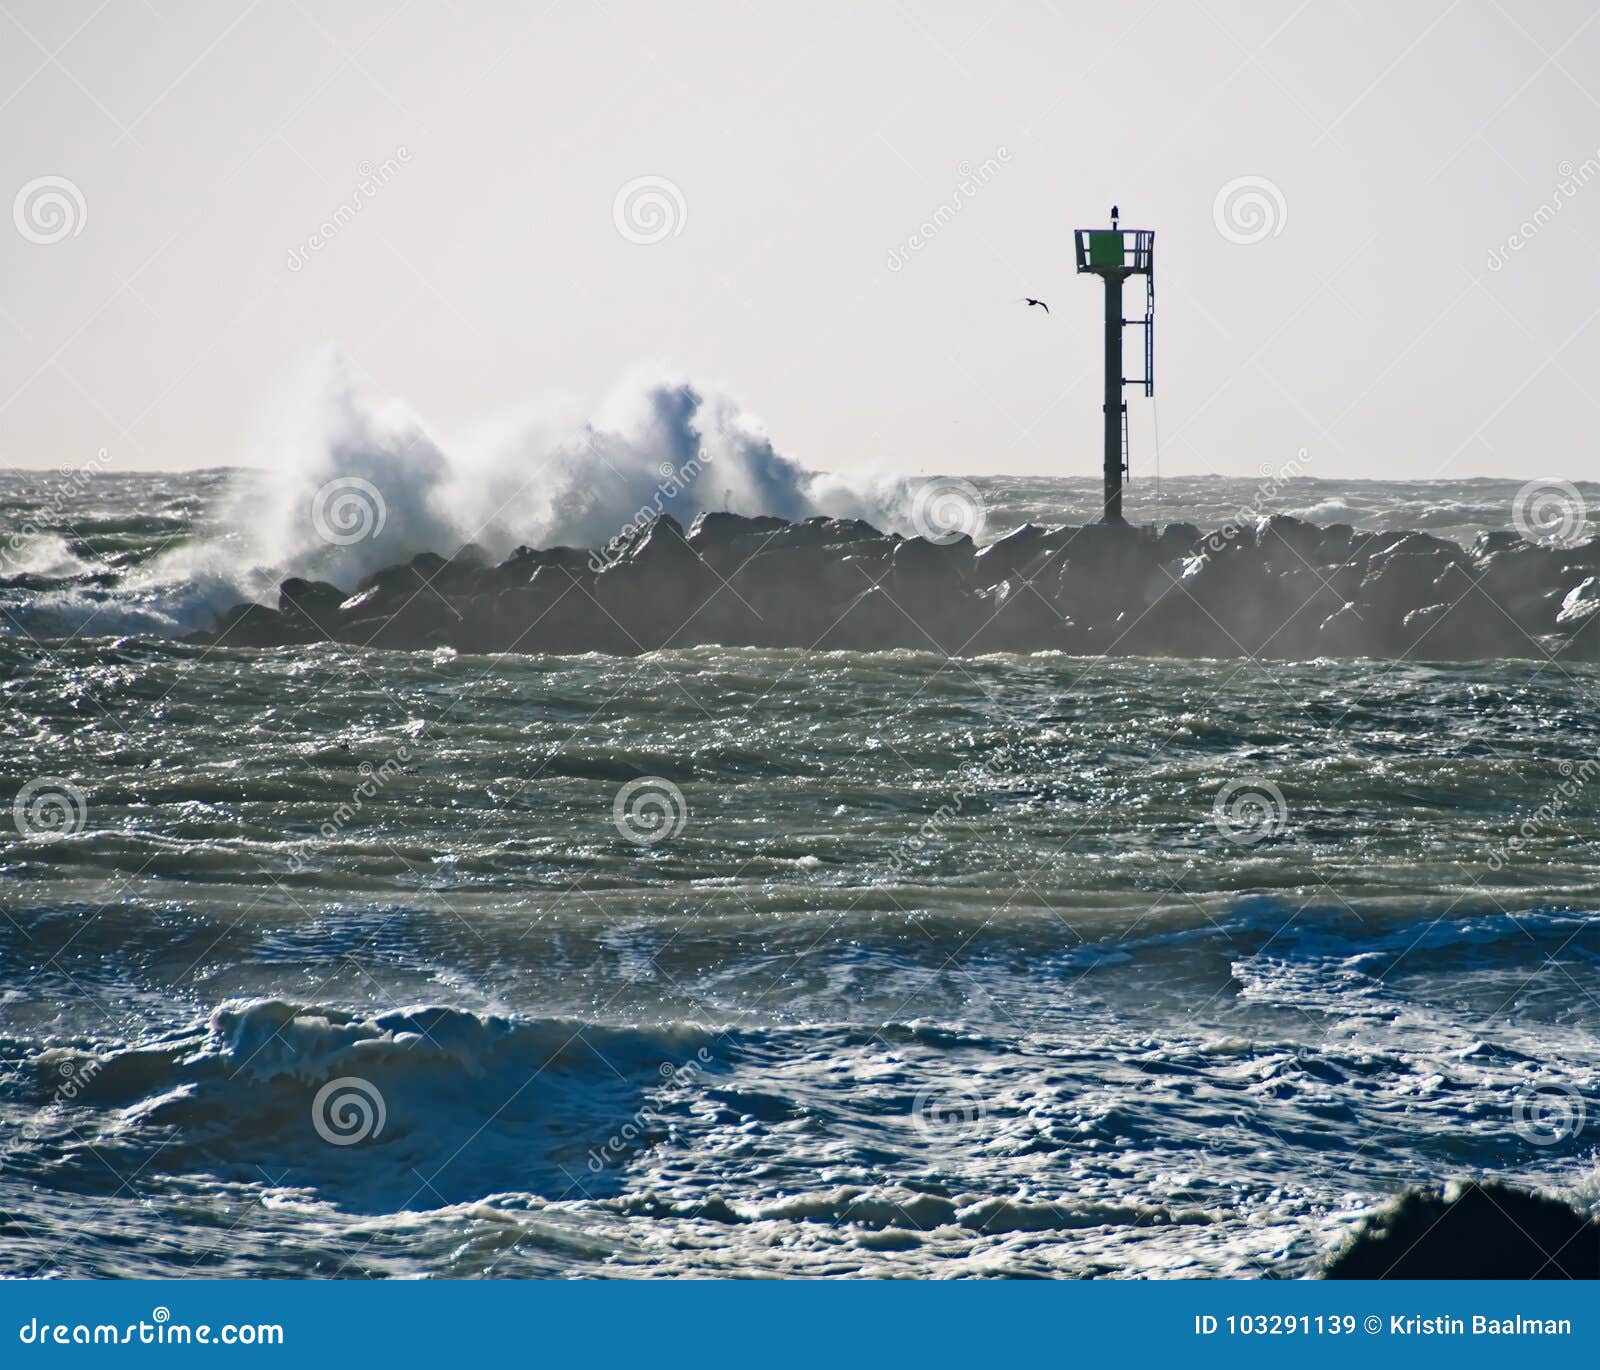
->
xmin=9 ymin=1057 xmax=104 ymax=1152
xmin=13 ymin=175 xmax=87 ymax=245
xmin=885 ymin=735 xmax=1022 ymax=877
xmin=311 ymin=1075 xmax=387 ymax=1146
xmin=1197 ymin=449 xmax=1314 ymax=555
xmin=612 ymin=777 xmax=688 ymax=843
xmin=1212 ymin=175 xmax=1287 ymax=245
xmin=1511 ymin=479 xmax=1589 ymax=547
xmin=612 ymin=175 xmax=687 ymax=245
xmin=588 ymin=448 xmax=716 ymax=574
xmin=1510 ymin=1082 xmax=1586 ymax=1147
xmin=311 ymin=476 xmax=387 ymax=546
xmin=12 ymin=777 xmax=87 ymax=842
xmin=1211 ymin=776 xmax=1288 ymax=845
xmin=1487 ymin=153 xmax=1600 ymax=271
xmin=908 ymin=477 xmax=986 ymax=545
xmin=1486 ymin=752 xmax=1598 ymax=872
xmin=909 ymin=1086 xmax=987 ymax=1141
xmin=286 ymin=743 xmax=413 ymax=873
xmin=886 ymin=148 xmax=1011 ymax=272
xmin=1 ymin=447 xmax=113 ymax=573
xmin=1203 ymin=1109 xmax=1255 ymax=1154
xmin=286 ymin=147 xmax=411 ymax=271
xmin=17 ymin=1309 xmax=284 ymax=1347
xmin=586 ymin=1047 xmax=714 ymax=1172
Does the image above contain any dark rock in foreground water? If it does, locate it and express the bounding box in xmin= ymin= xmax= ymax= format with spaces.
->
xmin=185 ymin=511 xmax=1600 ymax=661
xmin=1321 ymin=1181 xmax=1600 ymax=1279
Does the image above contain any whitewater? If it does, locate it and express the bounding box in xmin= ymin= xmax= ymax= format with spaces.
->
xmin=1 ymin=368 xmax=1597 ymax=1277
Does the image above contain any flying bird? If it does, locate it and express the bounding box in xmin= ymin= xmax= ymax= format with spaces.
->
xmin=1020 ymin=297 xmax=1049 ymax=314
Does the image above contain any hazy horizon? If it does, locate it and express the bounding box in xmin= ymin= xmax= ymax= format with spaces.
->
xmin=4 ymin=0 xmax=1600 ymax=487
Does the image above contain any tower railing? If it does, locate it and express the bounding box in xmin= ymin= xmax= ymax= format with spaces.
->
xmin=1073 ymin=229 xmax=1154 ymax=274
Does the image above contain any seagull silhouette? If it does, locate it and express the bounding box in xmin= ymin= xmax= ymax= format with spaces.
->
xmin=1020 ymin=297 xmax=1049 ymax=314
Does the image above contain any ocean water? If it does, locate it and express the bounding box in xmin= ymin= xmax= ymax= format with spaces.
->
xmin=1 ymin=467 xmax=1597 ymax=1278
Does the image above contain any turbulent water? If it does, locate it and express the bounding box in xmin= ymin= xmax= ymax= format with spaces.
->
xmin=2 ymin=466 xmax=1598 ymax=1278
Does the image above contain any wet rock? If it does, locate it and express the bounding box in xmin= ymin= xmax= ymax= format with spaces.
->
xmin=1555 ymin=575 xmax=1600 ymax=662
xmin=687 ymin=510 xmax=789 ymax=557
xmin=966 ymin=578 xmax=1082 ymax=653
xmin=346 ymin=553 xmax=454 ymax=617
xmin=719 ymin=547 xmax=872 ymax=646
xmin=1315 ymin=523 xmax=1357 ymax=564
xmin=489 ymin=545 xmax=592 ymax=588
xmin=1254 ymin=514 xmax=1323 ymax=571
xmin=591 ymin=516 xmax=732 ymax=651
xmin=815 ymin=585 xmax=930 ymax=652
xmin=1557 ymin=575 xmax=1600 ymax=630
xmin=337 ymin=594 xmax=461 ymax=651
xmin=1321 ymin=1181 xmax=1600 ymax=1279
xmin=764 ymin=516 xmax=885 ymax=552
xmin=1157 ymin=521 xmax=1203 ymax=559
xmin=209 ymin=602 xmax=313 ymax=649
xmin=1400 ymin=602 xmax=1545 ymax=661
xmin=891 ymin=533 xmax=975 ymax=582
xmin=475 ymin=567 xmax=629 ymax=654
xmin=1361 ymin=549 xmax=1459 ymax=608
xmin=1473 ymin=529 xmax=1524 ymax=557
xmin=973 ymin=523 xmax=1052 ymax=587
xmin=1048 ymin=522 xmax=1172 ymax=632
xmin=196 ymin=511 xmax=1600 ymax=661
xmin=277 ymin=578 xmax=346 ymax=633
xmin=1317 ymin=600 xmax=1387 ymax=657
xmin=1263 ymin=567 xmax=1353 ymax=657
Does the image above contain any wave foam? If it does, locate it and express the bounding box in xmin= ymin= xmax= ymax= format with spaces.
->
xmin=136 ymin=350 xmax=908 ymax=619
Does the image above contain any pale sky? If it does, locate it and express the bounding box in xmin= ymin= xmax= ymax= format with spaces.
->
xmin=3 ymin=0 xmax=1599 ymax=483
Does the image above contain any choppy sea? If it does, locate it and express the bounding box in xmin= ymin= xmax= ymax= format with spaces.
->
xmin=2 ymin=467 xmax=1597 ymax=1277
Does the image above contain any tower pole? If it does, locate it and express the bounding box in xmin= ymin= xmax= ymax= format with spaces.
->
xmin=1102 ymin=272 xmax=1125 ymax=524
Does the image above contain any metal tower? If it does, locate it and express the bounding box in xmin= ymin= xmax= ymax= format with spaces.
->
xmin=1074 ymin=208 xmax=1154 ymax=524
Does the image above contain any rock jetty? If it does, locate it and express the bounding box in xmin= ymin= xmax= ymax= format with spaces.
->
xmin=184 ymin=512 xmax=1600 ymax=661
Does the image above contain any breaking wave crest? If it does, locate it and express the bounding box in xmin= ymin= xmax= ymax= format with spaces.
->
xmin=2 ymin=351 xmax=910 ymax=637
xmin=146 ymin=350 xmax=906 ymax=620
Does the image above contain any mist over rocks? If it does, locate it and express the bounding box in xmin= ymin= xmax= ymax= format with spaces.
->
xmin=185 ymin=511 xmax=1600 ymax=663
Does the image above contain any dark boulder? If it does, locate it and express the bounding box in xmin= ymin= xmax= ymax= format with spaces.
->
xmin=1156 ymin=521 xmax=1203 ymax=560
xmin=591 ymin=516 xmax=735 ymax=650
xmin=348 ymin=553 xmax=456 ymax=615
xmin=1473 ymin=529 xmax=1525 ymax=558
xmin=469 ymin=567 xmax=629 ymax=655
xmin=763 ymin=516 xmax=886 ymax=552
xmin=1254 ymin=514 xmax=1323 ymax=571
xmin=1322 ymin=1181 xmax=1600 ymax=1280
xmin=1047 ymin=522 xmax=1171 ymax=631
xmin=966 ymin=578 xmax=1083 ymax=654
xmin=1556 ymin=575 xmax=1599 ymax=631
xmin=208 ymin=601 xmax=313 ymax=649
xmin=973 ymin=523 xmax=1052 ymax=587
xmin=1314 ymin=522 xmax=1357 ymax=565
xmin=1555 ymin=575 xmax=1600 ymax=661
xmin=336 ymin=594 xmax=461 ymax=651
xmin=1317 ymin=600 xmax=1388 ymax=657
xmin=721 ymin=546 xmax=873 ymax=646
xmin=1400 ymin=601 xmax=1547 ymax=661
xmin=892 ymin=533 xmax=975 ymax=579
xmin=1262 ymin=567 xmax=1355 ymax=657
xmin=486 ymin=545 xmax=592 ymax=588
xmin=687 ymin=510 xmax=790 ymax=557
xmin=815 ymin=585 xmax=935 ymax=652
xmin=277 ymin=577 xmax=346 ymax=632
